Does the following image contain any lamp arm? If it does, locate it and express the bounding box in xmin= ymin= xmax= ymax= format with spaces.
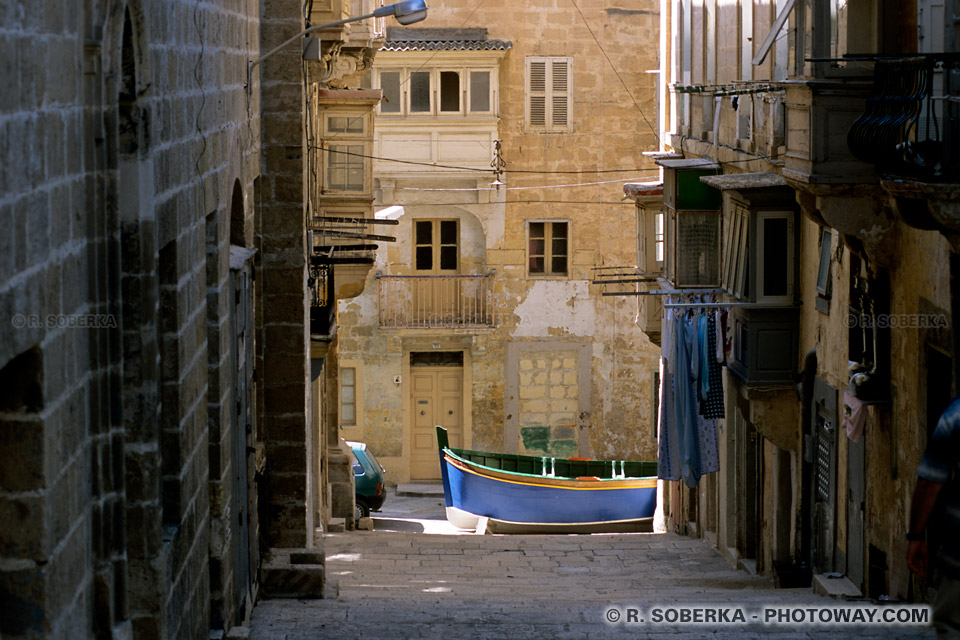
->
xmin=247 ymin=11 xmax=377 ymax=89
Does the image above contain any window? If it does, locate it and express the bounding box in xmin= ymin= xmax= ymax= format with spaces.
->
xmin=721 ymin=201 xmax=796 ymax=304
xmin=654 ymin=212 xmax=664 ymax=266
xmin=414 ymin=219 xmax=459 ymax=272
xmin=528 ymin=221 xmax=569 ymax=275
xmin=326 ymin=145 xmax=364 ymax=191
xmin=341 ymin=367 xmax=356 ymax=425
xmin=526 ymin=57 xmax=572 ymax=132
xmin=326 ymin=115 xmax=364 ymax=134
xmin=321 ymin=112 xmax=370 ymax=194
xmin=440 ymin=71 xmax=460 ymax=112
xmin=410 ymin=71 xmax=431 ymax=112
xmin=470 ymin=71 xmax=490 ymax=112
xmin=722 ymin=202 xmax=750 ymax=299
xmin=756 ymin=212 xmax=793 ymax=302
xmin=635 ymin=205 xmax=664 ymax=273
xmin=380 ymin=71 xmax=401 ymax=112
xmin=377 ymin=67 xmax=496 ymax=116
xmin=671 ymin=209 xmax=720 ymax=287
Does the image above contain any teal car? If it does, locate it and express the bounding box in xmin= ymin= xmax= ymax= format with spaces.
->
xmin=348 ymin=441 xmax=386 ymax=523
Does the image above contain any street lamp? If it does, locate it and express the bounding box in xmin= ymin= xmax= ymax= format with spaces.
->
xmin=247 ymin=0 xmax=428 ymax=91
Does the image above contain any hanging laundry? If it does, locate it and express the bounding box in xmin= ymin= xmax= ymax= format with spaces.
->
xmin=657 ymin=357 xmax=681 ymax=481
xmin=698 ymin=313 xmax=710 ymax=402
xmin=715 ymin=309 xmax=724 ymax=364
xmin=843 ymin=389 xmax=867 ymax=443
xmin=696 ymin=413 xmax=720 ymax=474
xmin=703 ymin=312 xmax=726 ymax=420
xmin=673 ymin=313 xmax=702 ymax=488
xmin=658 ymin=304 xmax=681 ymax=482
xmin=719 ymin=309 xmax=731 ymax=362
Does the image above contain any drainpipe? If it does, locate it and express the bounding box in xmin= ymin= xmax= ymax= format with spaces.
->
xmin=799 ymin=348 xmax=817 ymax=572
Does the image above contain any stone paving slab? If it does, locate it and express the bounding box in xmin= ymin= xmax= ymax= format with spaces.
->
xmin=249 ymin=494 xmax=936 ymax=639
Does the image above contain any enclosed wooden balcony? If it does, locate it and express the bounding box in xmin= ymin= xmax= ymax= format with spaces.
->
xmin=377 ymin=272 xmax=496 ymax=329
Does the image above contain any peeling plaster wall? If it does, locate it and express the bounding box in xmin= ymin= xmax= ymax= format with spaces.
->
xmin=512 ymin=281 xmax=596 ymax=337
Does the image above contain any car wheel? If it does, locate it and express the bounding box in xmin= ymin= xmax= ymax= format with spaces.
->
xmin=355 ymin=500 xmax=370 ymax=525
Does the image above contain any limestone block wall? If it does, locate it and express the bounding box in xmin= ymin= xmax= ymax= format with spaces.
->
xmin=259 ymin=0 xmax=315 ymax=549
xmin=0 ymin=1 xmax=261 ymax=638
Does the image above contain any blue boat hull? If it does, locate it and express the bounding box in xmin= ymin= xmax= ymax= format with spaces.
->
xmin=440 ymin=454 xmax=657 ymax=527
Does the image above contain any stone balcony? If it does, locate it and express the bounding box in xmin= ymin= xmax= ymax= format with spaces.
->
xmin=784 ymin=54 xmax=960 ymax=262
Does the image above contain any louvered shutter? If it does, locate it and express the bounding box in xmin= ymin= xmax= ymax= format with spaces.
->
xmin=551 ymin=59 xmax=569 ymax=128
xmin=527 ymin=57 xmax=572 ymax=130
xmin=528 ymin=60 xmax=547 ymax=127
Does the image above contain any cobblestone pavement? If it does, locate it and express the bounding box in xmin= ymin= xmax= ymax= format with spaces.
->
xmin=250 ymin=491 xmax=935 ymax=639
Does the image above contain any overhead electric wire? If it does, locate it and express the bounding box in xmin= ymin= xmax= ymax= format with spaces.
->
xmin=383 ymin=199 xmax=637 ymax=206
xmin=569 ymin=0 xmax=660 ymax=145
xmin=312 ymin=145 xmax=659 ymax=175
xmin=396 ymin=175 xmax=658 ymax=191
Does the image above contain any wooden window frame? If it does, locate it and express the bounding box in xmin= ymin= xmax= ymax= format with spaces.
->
xmin=527 ymin=220 xmax=570 ymax=277
xmin=340 ymin=366 xmax=357 ymax=426
xmin=756 ymin=211 xmax=795 ymax=304
xmin=413 ymin=218 xmax=460 ymax=274
xmin=377 ymin=67 xmax=498 ymax=117
xmin=320 ymin=111 xmax=372 ymax=195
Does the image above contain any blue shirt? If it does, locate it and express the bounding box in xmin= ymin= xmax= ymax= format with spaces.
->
xmin=917 ymin=398 xmax=960 ymax=579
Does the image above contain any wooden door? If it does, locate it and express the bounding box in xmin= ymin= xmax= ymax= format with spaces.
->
xmin=413 ymin=219 xmax=459 ymax=323
xmin=410 ymin=366 xmax=462 ymax=480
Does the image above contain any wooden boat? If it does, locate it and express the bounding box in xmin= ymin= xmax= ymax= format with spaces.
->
xmin=436 ymin=426 xmax=658 ymax=533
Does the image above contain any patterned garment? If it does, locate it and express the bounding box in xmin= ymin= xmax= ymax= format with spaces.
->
xmin=697 ymin=413 xmax=719 ymax=475
xmin=917 ymin=398 xmax=960 ymax=580
xmin=703 ymin=313 xmax=726 ymax=420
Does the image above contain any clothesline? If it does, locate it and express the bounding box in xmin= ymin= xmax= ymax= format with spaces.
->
xmin=663 ymin=301 xmax=771 ymax=308
xmin=602 ymin=288 xmax=726 ymax=297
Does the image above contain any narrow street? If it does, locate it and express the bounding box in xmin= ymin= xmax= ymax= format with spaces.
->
xmin=249 ymin=490 xmax=936 ymax=639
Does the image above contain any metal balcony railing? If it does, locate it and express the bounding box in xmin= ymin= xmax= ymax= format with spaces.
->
xmin=377 ymin=272 xmax=496 ymax=328
xmin=845 ymin=54 xmax=960 ymax=182
xmin=309 ymin=263 xmax=336 ymax=337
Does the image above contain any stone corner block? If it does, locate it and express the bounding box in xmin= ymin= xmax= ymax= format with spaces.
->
xmin=260 ymin=548 xmax=325 ymax=599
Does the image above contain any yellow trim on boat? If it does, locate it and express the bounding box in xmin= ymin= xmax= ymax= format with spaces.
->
xmin=445 ymin=454 xmax=658 ymax=491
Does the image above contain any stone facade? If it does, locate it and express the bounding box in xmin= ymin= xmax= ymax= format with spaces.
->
xmin=335 ymin=0 xmax=663 ymax=483
xmin=0 ymin=0 xmax=334 ymax=637
xmin=655 ymin=0 xmax=960 ymax=602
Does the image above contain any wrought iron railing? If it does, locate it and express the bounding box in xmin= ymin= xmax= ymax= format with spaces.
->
xmin=845 ymin=53 xmax=960 ymax=182
xmin=309 ymin=262 xmax=336 ymax=336
xmin=377 ymin=272 xmax=497 ymax=328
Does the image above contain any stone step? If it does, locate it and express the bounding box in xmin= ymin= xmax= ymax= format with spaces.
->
xmin=813 ymin=572 xmax=862 ymax=599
